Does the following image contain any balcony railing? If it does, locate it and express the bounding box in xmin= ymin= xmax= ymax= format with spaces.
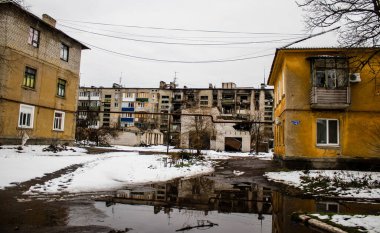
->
xmin=221 ymin=99 xmax=235 ymax=105
xmin=121 ymin=107 xmax=135 ymax=112
xmin=136 ymin=98 xmax=149 ymax=102
xmin=77 ymin=106 xmax=100 ymax=111
xmin=310 ymin=87 xmax=350 ymax=109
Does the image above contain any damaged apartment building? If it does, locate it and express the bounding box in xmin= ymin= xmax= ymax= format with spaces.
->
xmin=0 ymin=1 xmax=88 ymax=145
xmin=77 ymin=81 xmax=274 ymax=151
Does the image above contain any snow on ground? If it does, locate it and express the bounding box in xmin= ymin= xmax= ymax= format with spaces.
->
xmin=0 ymin=145 xmax=96 ymax=189
xmin=0 ymin=144 xmax=269 ymax=193
xmin=265 ymin=170 xmax=380 ymax=199
xmin=104 ymin=145 xmax=274 ymax=160
xmin=311 ymin=214 xmax=380 ymax=233
xmin=25 ymin=152 xmax=214 ymax=194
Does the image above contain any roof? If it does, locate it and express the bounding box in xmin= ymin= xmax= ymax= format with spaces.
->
xmin=267 ymin=28 xmax=379 ymax=85
xmin=283 ymin=28 xmax=341 ymax=49
xmin=0 ymin=0 xmax=89 ymax=50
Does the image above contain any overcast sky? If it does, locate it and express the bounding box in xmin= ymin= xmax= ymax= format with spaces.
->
xmin=25 ymin=0 xmax=306 ymax=88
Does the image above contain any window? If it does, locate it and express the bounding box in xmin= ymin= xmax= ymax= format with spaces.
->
xmin=317 ymin=119 xmax=339 ymax=146
xmin=57 ymin=79 xmax=66 ymax=97
xmin=53 ymin=111 xmax=65 ymax=131
xmin=312 ymin=58 xmax=348 ymax=89
xmin=28 ymin=27 xmax=40 ymax=47
xmin=60 ymin=43 xmax=69 ymax=61
xmin=23 ymin=67 xmax=37 ymax=89
xmin=114 ymin=102 xmax=119 ymax=108
xmin=18 ymin=104 xmax=35 ymax=128
xmin=200 ymin=96 xmax=208 ymax=106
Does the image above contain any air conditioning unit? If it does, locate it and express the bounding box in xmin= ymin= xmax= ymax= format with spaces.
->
xmin=349 ymin=73 xmax=361 ymax=83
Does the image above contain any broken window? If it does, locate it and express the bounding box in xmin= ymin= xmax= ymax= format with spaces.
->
xmin=28 ymin=27 xmax=40 ymax=47
xmin=312 ymin=58 xmax=348 ymax=89
xmin=317 ymin=119 xmax=339 ymax=145
xmin=200 ymin=96 xmax=208 ymax=106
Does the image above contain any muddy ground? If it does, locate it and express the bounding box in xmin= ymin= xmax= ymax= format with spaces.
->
xmin=0 ymin=154 xmax=281 ymax=233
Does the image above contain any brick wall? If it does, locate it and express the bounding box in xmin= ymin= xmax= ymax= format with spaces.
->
xmin=1 ymin=4 xmax=82 ymax=75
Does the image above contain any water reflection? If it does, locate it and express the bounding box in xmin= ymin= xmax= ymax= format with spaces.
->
xmin=69 ymin=175 xmax=380 ymax=233
xmin=113 ymin=175 xmax=272 ymax=216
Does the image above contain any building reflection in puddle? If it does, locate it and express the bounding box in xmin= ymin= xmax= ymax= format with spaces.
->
xmin=87 ymin=174 xmax=380 ymax=233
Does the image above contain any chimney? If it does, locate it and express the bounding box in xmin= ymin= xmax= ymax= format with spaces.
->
xmin=42 ymin=14 xmax=56 ymax=27
xmin=209 ymin=83 xmax=213 ymax=89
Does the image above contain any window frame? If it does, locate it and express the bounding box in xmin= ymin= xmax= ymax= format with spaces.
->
xmin=57 ymin=78 xmax=66 ymax=97
xmin=316 ymin=118 xmax=339 ymax=146
xmin=28 ymin=27 xmax=40 ymax=48
xmin=311 ymin=57 xmax=349 ymax=90
xmin=23 ymin=67 xmax=37 ymax=89
xmin=18 ymin=104 xmax=35 ymax=128
xmin=60 ymin=43 xmax=69 ymax=62
xmin=53 ymin=110 xmax=65 ymax=131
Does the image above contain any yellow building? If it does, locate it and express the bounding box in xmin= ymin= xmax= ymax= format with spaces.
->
xmin=0 ymin=1 xmax=88 ymax=144
xmin=268 ymin=33 xmax=380 ymax=165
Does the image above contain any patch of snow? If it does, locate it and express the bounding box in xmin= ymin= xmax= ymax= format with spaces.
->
xmin=264 ymin=170 xmax=380 ymax=199
xmin=25 ymin=152 xmax=214 ymax=194
xmin=0 ymin=145 xmax=95 ymax=189
xmin=99 ymin=145 xmax=274 ymax=160
xmin=233 ymin=170 xmax=245 ymax=176
xmin=312 ymin=214 xmax=380 ymax=233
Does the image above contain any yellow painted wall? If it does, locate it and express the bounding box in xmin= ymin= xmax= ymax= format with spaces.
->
xmin=271 ymin=49 xmax=380 ymax=159
xmin=0 ymin=48 xmax=78 ymax=143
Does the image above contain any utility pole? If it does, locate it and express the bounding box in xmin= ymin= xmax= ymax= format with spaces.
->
xmin=166 ymin=115 xmax=171 ymax=154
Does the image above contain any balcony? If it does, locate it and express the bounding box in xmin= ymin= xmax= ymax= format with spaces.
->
xmin=77 ymin=106 xmax=100 ymax=111
xmin=120 ymin=117 xmax=134 ymax=123
xmin=121 ymin=107 xmax=134 ymax=112
xmin=136 ymin=98 xmax=149 ymax=102
xmin=221 ymin=99 xmax=235 ymax=105
xmin=310 ymin=87 xmax=350 ymax=109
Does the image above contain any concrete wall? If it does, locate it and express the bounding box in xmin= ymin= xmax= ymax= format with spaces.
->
xmin=110 ymin=130 xmax=164 ymax=146
xmin=214 ymin=122 xmax=251 ymax=152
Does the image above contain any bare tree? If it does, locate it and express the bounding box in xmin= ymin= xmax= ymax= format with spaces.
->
xmin=233 ymin=111 xmax=271 ymax=154
xmin=297 ymin=0 xmax=380 ymax=47
xmin=183 ymin=109 xmax=213 ymax=157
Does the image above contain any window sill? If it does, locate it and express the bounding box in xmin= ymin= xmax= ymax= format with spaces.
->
xmin=60 ymin=58 xmax=69 ymax=62
xmin=22 ymin=86 xmax=36 ymax=91
xmin=17 ymin=126 xmax=33 ymax=130
xmin=316 ymin=145 xmax=340 ymax=149
xmin=53 ymin=129 xmax=64 ymax=132
xmin=56 ymin=95 xmax=66 ymax=99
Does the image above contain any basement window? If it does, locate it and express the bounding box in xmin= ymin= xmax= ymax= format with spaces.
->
xmin=317 ymin=119 xmax=339 ymax=146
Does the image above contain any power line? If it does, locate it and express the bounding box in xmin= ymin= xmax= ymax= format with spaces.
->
xmin=60 ymin=21 xmax=302 ymax=43
xmin=59 ymin=24 xmax=303 ymax=46
xmin=59 ymin=19 xmax=307 ymax=36
xmin=82 ymin=41 xmax=274 ymax=63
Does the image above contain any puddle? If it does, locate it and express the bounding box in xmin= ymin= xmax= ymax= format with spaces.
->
xmin=67 ymin=174 xmax=330 ymax=232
